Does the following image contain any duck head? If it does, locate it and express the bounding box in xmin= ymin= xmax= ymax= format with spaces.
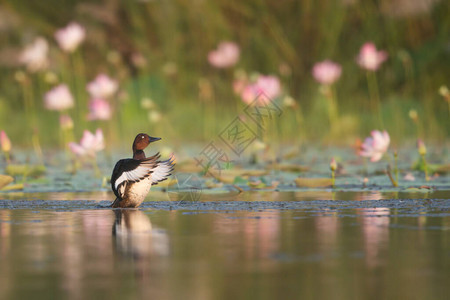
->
xmin=132 ymin=133 xmax=160 ymax=158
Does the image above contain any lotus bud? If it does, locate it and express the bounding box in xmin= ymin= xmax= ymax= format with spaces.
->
xmin=0 ymin=131 xmax=11 ymax=153
xmin=417 ymin=139 xmax=426 ymax=156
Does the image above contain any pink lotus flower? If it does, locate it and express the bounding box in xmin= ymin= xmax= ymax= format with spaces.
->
xmin=69 ymin=129 xmax=104 ymax=158
xmin=359 ymin=130 xmax=390 ymax=162
xmin=312 ymin=60 xmax=342 ymax=85
xmin=44 ymin=84 xmax=74 ymax=111
xmin=87 ymin=98 xmax=112 ymax=121
xmin=19 ymin=37 xmax=49 ymax=73
xmin=59 ymin=114 xmax=74 ymax=130
xmin=0 ymin=131 xmax=11 ymax=153
xmin=208 ymin=41 xmax=240 ymax=68
xmin=357 ymin=42 xmax=388 ymax=71
xmin=403 ymin=173 xmax=415 ymax=181
xmin=86 ymin=74 xmax=118 ymax=99
xmin=55 ymin=22 xmax=86 ymax=53
xmin=241 ymin=75 xmax=281 ymax=104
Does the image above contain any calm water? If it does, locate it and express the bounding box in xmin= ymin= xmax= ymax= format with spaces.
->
xmin=0 ymin=191 xmax=449 ymax=300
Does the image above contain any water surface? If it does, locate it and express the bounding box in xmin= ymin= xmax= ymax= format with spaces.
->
xmin=0 ymin=191 xmax=449 ymax=299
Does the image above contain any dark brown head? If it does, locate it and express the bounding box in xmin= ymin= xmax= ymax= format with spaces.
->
xmin=132 ymin=133 xmax=161 ymax=156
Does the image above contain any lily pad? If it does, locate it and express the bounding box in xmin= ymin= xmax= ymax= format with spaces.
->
xmin=0 ymin=175 xmax=14 ymax=189
xmin=220 ymin=169 xmax=269 ymax=177
xmin=1 ymin=183 xmax=24 ymax=191
xmin=272 ymin=164 xmax=310 ymax=172
xmin=204 ymin=180 xmax=223 ymax=189
xmin=5 ymin=164 xmax=46 ymax=177
xmin=401 ymin=187 xmax=430 ymax=193
xmin=434 ymin=164 xmax=450 ymax=174
xmin=233 ymin=176 xmax=248 ymax=185
xmin=295 ymin=177 xmax=332 ymax=188
xmin=157 ymin=178 xmax=178 ymax=188
xmin=247 ymin=179 xmax=280 ymax=189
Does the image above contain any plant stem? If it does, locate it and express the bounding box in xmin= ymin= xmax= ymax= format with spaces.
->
xmin=421 ymin=153 xmax=429 ymax=181
xmin=366 ymin=71 xmax=384 ymax=129
xmin=386 ymin=165 xmax=398 ymax=187
xmin=331 ymin=170 xmax=335 ymax=188
xmin=92 ymin=155 xmax=101 ymax=178
xmin=394 ymin=151 xmax=399 ymax=183
xmin=71 ymin=50 xmax=87 ymax=128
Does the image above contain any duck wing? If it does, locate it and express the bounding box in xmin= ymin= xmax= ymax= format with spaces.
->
xmin=111 ymin=156 xmax=159 ymax=198
xmin=150 ymin=153 xmax=176 ymax=185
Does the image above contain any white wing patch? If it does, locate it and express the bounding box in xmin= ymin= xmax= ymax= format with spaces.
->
xmin=151 ymin=154 xmax=175 ymax=185
xmin=114 ymin=154 xmax=175 ymax=197
xmin=114 ymin=163 xmax=155 ymax=192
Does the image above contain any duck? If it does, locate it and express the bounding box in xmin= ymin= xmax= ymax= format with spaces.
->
xmin=111 ymin=133 xmax=175 ymax=208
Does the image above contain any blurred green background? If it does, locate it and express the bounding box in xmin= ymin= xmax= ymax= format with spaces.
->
xmin=0 ymin=0 xmax=448 ymax=149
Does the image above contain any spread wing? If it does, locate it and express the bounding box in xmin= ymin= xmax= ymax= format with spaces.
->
xmin=111 ymin=156 xmax=158 ymax=198
xmin=150 ymin=153 xmax=176 ymax=185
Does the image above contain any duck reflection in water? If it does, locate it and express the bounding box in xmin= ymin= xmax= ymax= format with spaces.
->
xmin=112 ymin=209 xmax=169 ymax=260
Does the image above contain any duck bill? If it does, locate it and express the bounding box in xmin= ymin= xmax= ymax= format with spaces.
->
xmin=149 ymin=136 xmax=161 ymax=143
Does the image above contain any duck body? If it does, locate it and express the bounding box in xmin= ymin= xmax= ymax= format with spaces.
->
xmin=111 ymin=133 xmax=175 ymax=208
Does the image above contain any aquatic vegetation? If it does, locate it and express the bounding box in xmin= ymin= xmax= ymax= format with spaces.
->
xmin=0 ymin=0 xmax=447 ymax=193
xmin=5 ymin=164 xmax=46 ymax=178
xmin=359 ymin=130 xmax=390 ymax=162
xmin=330 ymin=158 xmax=337 ymax=188
xmin=312 ymin=60 xmax=342 ymax=135
xmin=295 ymin=178 xmax=333 ymax=188
xmin=417 ymin=139 xmax=429 ymax=181
xmin=54 ymin=22 xmax=86 ymax=53
xmin=0 ymin=174 xmax=13 ymax=189
xmin=208 ymin=41 xmax=240 ymax=68
xmin=357 ymin=42 xmax=388 ymax=128
xmin=439 ymin=85 xmax=450 ymax=114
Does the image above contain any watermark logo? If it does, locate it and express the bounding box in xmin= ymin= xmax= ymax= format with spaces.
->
xmin=168 ymin=173 xmax=203 ymax=202
xmin=171 ymin=91 xmax=283 ymax=200
xmin=219 ymin=117 xmax=257 ymax=156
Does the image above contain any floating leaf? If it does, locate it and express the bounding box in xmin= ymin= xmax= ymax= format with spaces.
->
xmin=434 ymin=164 xmax=450 ymax=174
xmin=5 ymin=164 xmax=46 ymax=177
xmin=217 ymin=175 xmax=236 ymax=184
xmin=295 ymin=177 xmax=332 ymax=188
xmin=233 ymin=176 xmax=248 ymax=185
xmin=248 ymin=180 xmax=266 ymax=189
xmin=157 ymin=178 xmax=178 ymax=188
xmin=204 ymin=180 xmax=223 ymax=189
xmin=282 ymin=148 xmax=299 ymax=160
xmin=221 ymin=169 xmax=268 ymax=177
xmin=0 ymin=175 xmax=14 ymax=189
xmin=272 ymin=164 xmax=310 ymax=172
xmin=247 ymin=179 xmax=280 ymax=190
xmin=402 ymin=187 xmax=430 ymax=193
xmin=1 ymin=183 xmax=24 ymax=191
